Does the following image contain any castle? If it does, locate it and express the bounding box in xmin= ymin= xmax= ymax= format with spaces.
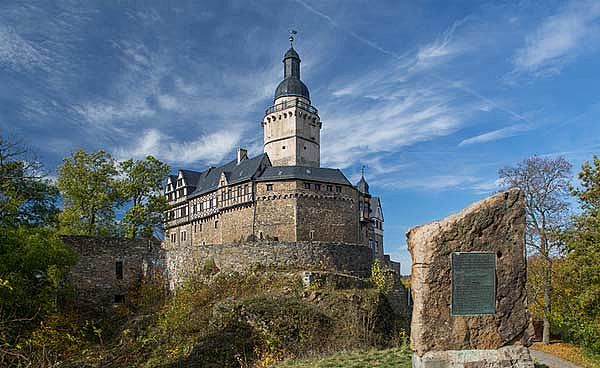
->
xmin=62 ymin=40 xmax=401 ymax=311
xmin=163 ymin=42 xmax=386 ymax=259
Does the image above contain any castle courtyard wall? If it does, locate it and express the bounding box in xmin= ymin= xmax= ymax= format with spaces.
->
xmin=165 ymin=241 xmax=373 ymax=289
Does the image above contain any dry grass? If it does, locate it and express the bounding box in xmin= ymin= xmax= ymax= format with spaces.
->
xmin=531 ymin=342 xmax=600 ymax=368
xmin=275 ymin=348 xmax=412 ymax=368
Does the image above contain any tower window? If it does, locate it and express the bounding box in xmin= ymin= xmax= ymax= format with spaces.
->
xmin=259 ymin=231 xmax=264 ymax=240
xmin=115 ymin=261 xmax=123 ymax=280
xmin=214 ymin=220 xmax=219 ymax=229
xmin=266 ymin=184 xmax=273 ymax=191
xmin=310 ymin=230 xmax=315 ymax=240
xmin=327 ymin=185 xmax=333 ymax=192
xmin=304 ymin=183 xmax=311 ymax=189
xmin=314 ymin=184 xmax=321 ymax=191
xmin=282 ymin=145 xmax=286 ymax=150
xmin=304 ymin=146 xmax=307 ymax=150
xmin=336 ymin=186 xmax=342 ymax=193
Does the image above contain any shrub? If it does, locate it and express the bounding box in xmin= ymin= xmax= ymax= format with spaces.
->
xmin=371 ymin=259 xmax=395 ymax=295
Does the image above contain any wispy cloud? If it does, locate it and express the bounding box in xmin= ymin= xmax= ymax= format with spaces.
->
xmin=512 ymin=0 xmax=600 ymax=76
xmin=115 ymin=128 xmax=243 ymax=166
xmin=459 ymin=124 xmax=531 ymax=146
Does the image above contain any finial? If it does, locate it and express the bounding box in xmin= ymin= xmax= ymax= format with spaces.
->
xmin=361 ymin=165 xmax=366 ymax=178
xmin=289 ymin=29 xmax=298 ymax=47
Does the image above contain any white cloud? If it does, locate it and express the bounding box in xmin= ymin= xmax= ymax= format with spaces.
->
xmin=0 ymin=25 xmax=48 ymax=72
xmin=513 ymin=1 xmax=600 ymax=75
xmin=115 ymin=128 xmax=243 ymax=165
xmin=458 ymin=124 xmax=531 ymax=146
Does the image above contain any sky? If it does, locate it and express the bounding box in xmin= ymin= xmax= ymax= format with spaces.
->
xmin=2 ymin=1 xmax=600 ymax=274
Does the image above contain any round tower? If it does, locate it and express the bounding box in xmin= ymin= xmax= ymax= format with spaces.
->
xmin=262 ymin=36 xmax=322 ymax=167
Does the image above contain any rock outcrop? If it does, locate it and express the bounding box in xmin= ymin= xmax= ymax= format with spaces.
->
xmin=407 ymin=189 xmax=533 ymax=357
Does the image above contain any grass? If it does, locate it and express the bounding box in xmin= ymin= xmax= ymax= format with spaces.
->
xmin=531 ymin=341 xmax=600 ymax=368
xmin=275 ymin=348 xmax=412 ymax=368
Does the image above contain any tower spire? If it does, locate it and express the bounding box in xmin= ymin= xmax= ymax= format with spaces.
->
xmin=289 ymin=29 xmax=297 ymax=47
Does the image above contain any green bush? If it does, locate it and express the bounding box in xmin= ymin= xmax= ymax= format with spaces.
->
xmin=370 ymin=259 xmax=395 ymax=295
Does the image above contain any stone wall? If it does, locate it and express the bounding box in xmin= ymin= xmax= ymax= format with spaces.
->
xmin=296 ymin=187 xmax=358 ymax=243
xmin=62 ymin=236 xmax=164 ymax=313
xmin=254 ymin=181 xmax=298 ymax=241
xmin=165 ymin=241 xmax=374 ymax=289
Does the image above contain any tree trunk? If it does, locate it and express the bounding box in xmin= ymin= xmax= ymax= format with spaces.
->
xmin=543 ymin=257 xmax=552 ymax=345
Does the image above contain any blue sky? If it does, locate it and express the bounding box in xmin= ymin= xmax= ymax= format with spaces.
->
xmin=2 ymin=1 xmax=600 ymax=273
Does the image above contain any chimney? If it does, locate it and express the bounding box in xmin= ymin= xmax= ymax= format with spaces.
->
xmin=237 ymin=148 xmax=248 ymax=164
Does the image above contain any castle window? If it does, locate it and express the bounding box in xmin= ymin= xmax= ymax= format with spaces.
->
xmin=214 ymin=220 xmax=219 ymax=229
xmin=170 ymin=233 xmax=176 ymax=243
xmin=310 ymin=230 xmax=315 ymax=240
xmin=304 ymin=146 xmax=307 ymax=150
xmin=199 ymin=223 xmax=203 ymax=232
xmin=282 ymin=145 xmax=286 ymax=150
xmin=266 ymin=184 xmax=273 ymax=191
xmin=273 ymin=236 xmax=279 ymax=241
xmin=327 ymin=185 xmax=333 ymax=192
xmin=314 ymin=184 xmax=321 ymax=191
xmin=194 ymin=224 xmax=197 ymax=233
xmin=115 ymin=261 xmax=123 ymax=280
xmin=181 ymin=231 xmax=186 ymax=241
xmin=304 ymin=183 xmax=310 ymax=189
xmin=336 ymin=186 xmax=342 ymax=193
xmin=259 ymin=231 xmax=264 ymax=240
xmin=114 ymin=294 xmax=125 ymax=304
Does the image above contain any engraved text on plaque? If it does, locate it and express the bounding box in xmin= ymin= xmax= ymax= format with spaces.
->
xmin=451 ymin=252 xmax=496 ymax=315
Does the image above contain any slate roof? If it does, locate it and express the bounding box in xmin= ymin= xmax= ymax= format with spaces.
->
xmin=256 ymin=166 xmax=352 ymax=186
xmin=187 ymin=153 xmax=269 ymax=198
xmin=356 ymin=176 xmax=369 ymax=194
xmin=370 ymin=196 xmax=384 ymax=221
xmin=179 ymin=170 xmax=202 ymax=187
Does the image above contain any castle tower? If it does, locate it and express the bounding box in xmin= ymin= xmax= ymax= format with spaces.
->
xmin=262 ymin=38 xmax=322 ymax=167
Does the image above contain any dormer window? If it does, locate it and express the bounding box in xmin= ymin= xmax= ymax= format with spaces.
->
xmin=177 ymin=179 xmax=183 ymax=187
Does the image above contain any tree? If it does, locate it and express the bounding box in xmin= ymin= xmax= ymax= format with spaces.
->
xmin=498 ymin=155 xmax=571 ymax=344
xmin=119 ymin=156 xmax=170 ymax=238
xmin=555 ymin=155 xmax=600 ymax=352
xmin=0 ymin=136 xmax=59 ymax=227
xmin=57 ymin=150 xmax=121 ymax=236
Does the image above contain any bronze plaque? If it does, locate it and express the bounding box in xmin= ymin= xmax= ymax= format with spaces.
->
xmin=451 ymin=252 xmax=496 ymax=315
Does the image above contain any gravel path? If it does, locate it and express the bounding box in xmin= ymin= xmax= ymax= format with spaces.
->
xmin=530 ymin=349 xmax=582 ymax=368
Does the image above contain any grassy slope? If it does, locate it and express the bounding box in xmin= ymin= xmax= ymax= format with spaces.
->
xmin=276 ymin=348 xmax=411 ymax=368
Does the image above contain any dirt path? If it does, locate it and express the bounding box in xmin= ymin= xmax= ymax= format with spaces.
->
xmin=530 ymin=349 xmax=582 ymax=368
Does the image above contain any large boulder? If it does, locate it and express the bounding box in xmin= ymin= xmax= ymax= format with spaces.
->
xmin=407 ymin=189 xmax=533 ymax=357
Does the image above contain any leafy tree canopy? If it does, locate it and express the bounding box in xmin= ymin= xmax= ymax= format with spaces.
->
xmin=57 ymin=150 xmax=122 ymax=236
xmin=119 ymin=156 xmax=170 ymax=238
xmin=0 ymin=136 xmax=59 ymax=228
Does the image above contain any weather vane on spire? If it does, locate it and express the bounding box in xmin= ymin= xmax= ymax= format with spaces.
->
xmin=289 ymin=29 xmax=298 ymax=47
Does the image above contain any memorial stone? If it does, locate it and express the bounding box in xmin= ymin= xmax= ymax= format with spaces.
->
xmin=407 ymin=189 xmax=534 ymax=368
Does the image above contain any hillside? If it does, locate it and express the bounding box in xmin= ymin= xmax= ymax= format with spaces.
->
xmin=27 ymin=269 xmax=410 ymax=367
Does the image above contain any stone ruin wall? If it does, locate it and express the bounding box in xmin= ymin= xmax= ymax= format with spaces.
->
xmin=61 ymin=236 xmax=164 ymax=313
xmin=165 ymin=241 xmax=374 ymax=290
